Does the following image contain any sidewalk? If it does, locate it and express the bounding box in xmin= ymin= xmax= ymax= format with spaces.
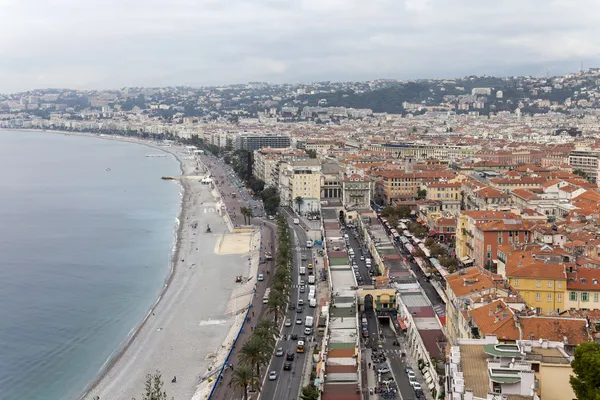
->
xmin=209 ymin=223 xmax=276 ymax=400
xmin=398 ymin=333 xmax=434 ymax=400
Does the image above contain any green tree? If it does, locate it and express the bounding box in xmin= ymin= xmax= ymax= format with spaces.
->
xmin=231 ymin=365 xmax=254 ymax=400
xmin=387 ymin=214 xmax=399 ymax=229
xmin=305 ymin=149 xmax=318 ymax=158
xmin=417 ymin=188 xmax=427 ymax=199
xmin=396 ymin=205 xmax=412 ymax=218
xmin=424 ymin=238 xmax=435 ymax=247
xmin=300 ymin=384 xmax=320 ymax=400
xmin=132 ymin=371 xmax=172 ymax=400
xmin=295 ymin=196 xmax=304 ymax=212
xmin=239 ymin=335 xmax=271 ymax=384
xmin=439 ymin=256 xmax=458 ymax=272
xmin=381 ymin=206 xmax=395 ymax=218
xmin=429 ymin=243 xmax=447 ymax=258
xmin=570 ymin=341 xmax=600 ymax=399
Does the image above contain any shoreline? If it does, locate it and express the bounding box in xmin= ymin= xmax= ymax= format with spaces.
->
xmin=2 ymin=128 xmax=245 ymax=400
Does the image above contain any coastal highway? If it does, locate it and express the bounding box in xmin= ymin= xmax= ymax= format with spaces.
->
xmin=260 ymin=210 xmax=316 ymax=400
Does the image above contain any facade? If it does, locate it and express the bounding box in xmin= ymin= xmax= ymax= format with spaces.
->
xmin=374 ymin=170 xmax=455 ymax=204
xmin=565 ymin=267 xmax=600 ymax=310
xmin=235 ymin=132 xmax=291 ymax=151
xmin=426 ymin=182 xmax=462 ymax=215
xmin=342 ymin=174 xmax=372 ymax=209
xmin=472 ymin=218 xmax=531 ymax=270
xmin=370 ymin=142 xmax=476 ymax=161
xmin=252 ymin=148 xmax=308 ymax=186
xmin=278 ymin=159 xmax=322 ymax=209
xmin=569 ymin=148 xmax=600 ymax=184
xmin=321 ymin=162 xmax=343 ymax=203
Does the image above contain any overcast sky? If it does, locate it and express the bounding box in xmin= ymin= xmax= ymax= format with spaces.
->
xmin=1 ymin=0 xmax=599 ymax=92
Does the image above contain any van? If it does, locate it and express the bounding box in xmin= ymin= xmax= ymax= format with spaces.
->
xmin=308 ymin=275 xmax=315 ymax=284
xmin=306 ymin=240 xmax=313 ymax=248
xmin=299 ymin=266 xmax=306 ymax=275
xmin=309 ymin=298 xmax=317 ymax=307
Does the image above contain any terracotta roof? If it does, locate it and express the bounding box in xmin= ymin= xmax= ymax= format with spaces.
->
xmin=519 ymin=317 xmax=590 ymax=345
xmin=507 ymin=258 xmax=567 ymax=280
xmin=476 ymin=219 xmax=530 ymax=232
xmin=474 ymin=186 xmax=510 ymax=199
xmin=511 ymin=188 xmax=540 ymax=201
xmin=559 ymin=184 xmax=581 ymax=193
xmin=566 ymin=267 xmax=600 ymax=291
xmin=446 ymin=267 xmax=502 ymax=298
xmin=462 ymin=211 xmax=519 ymax=220
xmin=427 ymin=182 xmax=461 ymax=188
xmin=540 ymin=179 xmax=563 ymax=188
xmin=468 ymin=300 xmax=520 ymax=340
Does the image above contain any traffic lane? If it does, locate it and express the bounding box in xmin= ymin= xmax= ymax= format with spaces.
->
xmin=382 ymin=327 xmax=417 ymax=400
xmin=366 ymin=310 xmax=379 ymax=349
xmin=395 ymin=246 xmax=443 ymax=307
xmin=346 ymin=227 xmax=371 ymax=284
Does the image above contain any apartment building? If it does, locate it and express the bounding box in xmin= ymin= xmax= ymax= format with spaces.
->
xmin=426 ymin=182 xmax=462 ymax=215
xmin=497 ymin=247 xmax=567 ymax=315
xmin=371 ymin=142 xmax=476 ymax=161
xmin=569 ymin=148 xmax=600 ymax=184
xmin=278 ymin=159 xmax=322 ymax=210
xmin=342 ymin=174 xmax=372 ymax=209
xmin=565 ymin=267 xmax=600 ymax=310
xmin=455 ymin=211 xmax=520 ymax=265
xmin=472 ymin=218 xmax=531 ymax=271
xmin=252 ymin=147 xmax=308 ymax=186
xmin=234 ymin=132 xmax=291 ymax=151
xmin=373 ymin=170 xmax=455 ymax=204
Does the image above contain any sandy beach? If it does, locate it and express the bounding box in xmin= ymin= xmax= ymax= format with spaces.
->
xmin=17 ymin=133 xmax=264 ymax=400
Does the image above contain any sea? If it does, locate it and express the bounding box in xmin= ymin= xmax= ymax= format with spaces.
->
xmin=0 ymin=130 xmax=182 ymax=400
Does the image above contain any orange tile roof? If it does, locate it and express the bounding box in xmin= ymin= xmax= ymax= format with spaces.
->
xmin=462 ymin=210 xmax=518 ymax=219
xmin=507 ymin=259 xmax=567 ymax=280
xmin=566 ymin=267 xmax=600 ymax=290
xmin=511 ymin=188 xmax=540 ymax=201
xmin=519 ymin=317 xmax=590 ymax=345
xmin=446 ymin=267 xmax=502 ymax=298
xmin=476 ymin=219 xmax=530 ymax=232
xmin=475 ymin=186 xmax=510 ymax=199
xmin=468 ymin=300 xmax=520 ymax=340
xmin=540 ymin=179 xmax=564 ymax=188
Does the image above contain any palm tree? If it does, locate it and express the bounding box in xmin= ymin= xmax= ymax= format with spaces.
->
xmin=254 ymin=319 xmax=278 ymax=348
xmin=300 ymin=384 xmax=320 ymax=400
xmin=231 ymin=365 xmax=253 ymax=400
xmin=239 ymin=336 xmax=269 ymax=384
xmin=245 ymin=207 xmax=253 ymax=224
xmin=239 ymin=207 xmax=248 ymax=224
xmin=295 ymin=196 xmax=304 ymax=213
xmin=265 ymin=291 xmax=286 ymax=325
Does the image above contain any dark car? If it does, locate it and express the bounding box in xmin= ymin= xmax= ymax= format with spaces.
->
xmin=288 ymin=304 xmax=295 ymax=311
xmin=290 ymin=333 xmax=298 ymax=340
xmin=297 ymin=307 xmax=304 ymax=313
xmin=286 ymin=352 xmax=295 ymax=361
xmin=283 ymin=362 xmax=292 ymax=371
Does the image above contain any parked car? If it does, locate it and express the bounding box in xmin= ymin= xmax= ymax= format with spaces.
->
xmin=412 ymin=382 xmax=422 ymax=391
xmin=377 ymin=366 xmax=390 ymax=374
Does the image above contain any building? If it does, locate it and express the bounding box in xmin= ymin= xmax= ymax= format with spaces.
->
xmin=252 ymin=147 xmax=308 ymax=186
xmin=569 ymin=148 xmax=600 ymax=184
xmin=472 ymin=218 xmax=531 ymax=271
xmin=426 ymin=182 xmax=462 ymax=215
xmin=278 ymin=159 xmax=322 ymax=211
xmin=342 ymin=174 xmax=372 ymax=209
xmin=373 ymin=170 xmax=455 ymax=204
xmin=234 ymin=132 xmax=291 ymax=151
xmin=321 ymin=162 xmax=344 ymax=203
xmin=498 ymin=246 xmax=567 ymax=315
xmin=565 ymin=266 xmax=600 ymax=310
xmin=447 ymin=337 xmax=577 ymax=400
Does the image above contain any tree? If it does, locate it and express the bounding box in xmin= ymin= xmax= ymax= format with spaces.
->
xmin=295 ymin=196 xmax=304 ymax=212
xmin=305 ymin=149 xmax=317 ymax=159
xmin=424 ymin=238 xmax=435 ymax=247
xmin=240 ymin=207 xmax=249 ymax=225
xmin=570 ymin=341 xmax=600 ymax=399
xmin=429 ymin=243 xmax=447 ymax=258
xmin=381 ymin=206 xmax=395 ymax=218
xmin=231 ymin=365 xmax=254 ymax=400
xmin=387 ymin=214 xmax=399 ymax=229
xmin=300 ymin=384 xmax=320 ymax=400
xmin=417 ymin=188 xmax=427 ymax=199
xmin=132 ymin=371 xmax=172 ymax=400
xmin=396 ymin=205 xmax=411 ymax=218
xmin=439 ymin=256 xmax=458 ymax=272
xmin=239 ymin=336 xmax=270 ymax=384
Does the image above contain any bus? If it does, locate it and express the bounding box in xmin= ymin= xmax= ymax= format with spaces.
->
xmin=296 ymin=340 xmax=305 ymax=353
xmin=263 ymin=288 xmax=271 ymax=304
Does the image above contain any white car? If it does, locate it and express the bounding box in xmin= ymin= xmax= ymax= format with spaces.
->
xmin=407 ymin=370 xmax=417 ymax=381
xmin=269 ymin=370 xmax=277 ymax=380
xmin=285 ymin=318 xmax=292 ymax=327
xmin=296 ymin=318 xmax=303 ymax=325
xmin=275 ymin=347 xmax=284 ymax=357
xmin=293 ymin=218 xmax=300 ymax=225
xmin=412 ymin=382 xmax=422 ymax=391
xmin=360 ymin=256 xmax=365 ymax=261
xmin=377 ymin=366 xmax=390 ymax=374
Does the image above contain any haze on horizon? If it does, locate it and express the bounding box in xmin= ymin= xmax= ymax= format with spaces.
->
xmin=1 ymin=0 xmax=599 ymax=92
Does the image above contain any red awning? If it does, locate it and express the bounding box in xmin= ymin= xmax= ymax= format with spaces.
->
xmin=397 ymin=316 xmax=407 ymax=331
xmin=429 ymin=229 xmax=437 ymax=235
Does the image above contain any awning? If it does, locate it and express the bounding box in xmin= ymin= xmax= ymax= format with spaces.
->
xmin=460 ymin=256 xmax=470 ymax=262
xmin=429 ymin=229 xmax=437 ymax=235
xmin=397 ymin=316 xmax=407 ymax=331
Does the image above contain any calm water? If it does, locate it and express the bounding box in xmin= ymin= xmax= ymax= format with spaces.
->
xmin=0 ymin=131 xmax=181 ymax=400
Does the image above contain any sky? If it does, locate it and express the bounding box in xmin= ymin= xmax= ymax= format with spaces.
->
xmin=1 ymin=0 xmax=600 ymax=92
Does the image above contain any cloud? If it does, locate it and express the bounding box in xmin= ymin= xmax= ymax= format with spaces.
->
xmin=0 ymin=0 xmax=599 ymax=91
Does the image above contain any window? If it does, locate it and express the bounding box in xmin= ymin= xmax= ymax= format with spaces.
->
xmin=486 ymin=252 xmax=492 ymax=259
xmin=536 ymin=293 xmax=541 ymax=301
xmin=547 ymin=280 xmax=552 ymax=288
xmin=570 ymin=292 xmax=578 ymax=301
xmin=536 ymin=280 xmax=541 ymax=288
xmin=547 ymin=293 xmax=552 ymax=302
xmin=513 ymin=279 xmax=519 ymax=286
xmin=558 ymin=293 xmax=562 ymax=303
xmin=595 ymin=293 xmax=599 ymax=302
xmin=558 ymin=281 xmax=562 ymax=288
xmin=487 ymin=245 xmax=492 ymax=252
xmin=582 ymin=292 xmax=590 ymax=302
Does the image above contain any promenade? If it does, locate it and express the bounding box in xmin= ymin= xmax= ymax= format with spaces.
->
xmin=198 ymin=154 xmax=276 ymax=400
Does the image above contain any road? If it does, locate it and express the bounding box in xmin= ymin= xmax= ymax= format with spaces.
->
xmin=382 ymin=325 xmax=419 ymax=400
xmin=260 ymin=209 xmax=317 ymax=400
xmin=342 ymin=222 xmax=372 ymax=286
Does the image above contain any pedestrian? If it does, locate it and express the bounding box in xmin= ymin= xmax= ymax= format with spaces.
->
xmin=252 ymin=311 xmax=254 ymax=316
xmin=231 ymin=364 xmax=234 ymax=371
